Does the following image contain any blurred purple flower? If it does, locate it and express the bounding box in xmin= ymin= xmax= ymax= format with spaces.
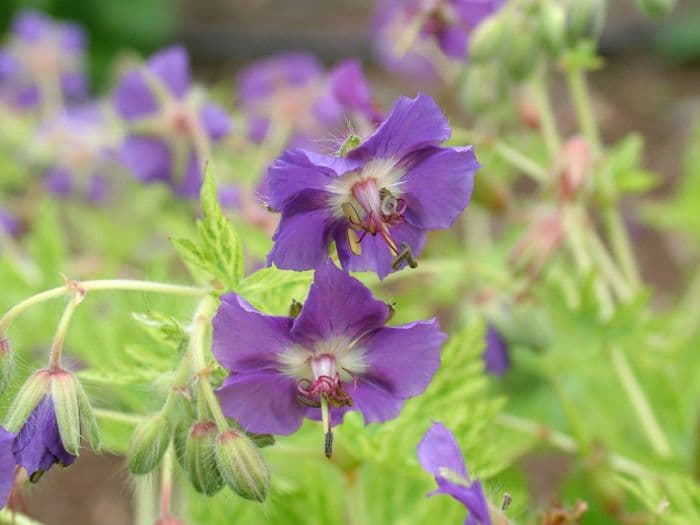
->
xmin=483 ymin=325 xmax=509 ymax=375
xmin=113 ymin=46 xmax=232 ymax=198
xmin=0 ymin=427 xmax=15 ymax=507
xmin=372 ymin=0 xmax=503 ymax=80
xmin=212 ymin=260 xmax=444 ymax=439
xmin=34 ymin=104 xmax=119 ymax=201
xmin=0 ymin=208 xmax=19 ymax=236
xmin=0 ymin=9 xmax=87 ymax=110
xmin=417 ymin=422 xmax=492 ymax=525
xmin=267 ymin=92 xmax=479 ymax=278
xmin=12 ymin=396 xmax=76 ymax=482
xmin=236 ymin=53 xmax=379 ymax=150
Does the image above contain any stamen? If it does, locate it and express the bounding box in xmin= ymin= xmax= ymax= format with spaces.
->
xmin=347 ymin=228 xmax=362 ymax=256
xmin=288 ymin=299 xmax=303 ymax=319
xmin=392 ymin=242 xmax=418 ymax=271
xmin=341 ymin=201 xmax=363 ymax=227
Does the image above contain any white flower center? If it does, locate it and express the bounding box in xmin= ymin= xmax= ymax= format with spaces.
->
xmin=278 ymin=335 xmax=368 ymax=383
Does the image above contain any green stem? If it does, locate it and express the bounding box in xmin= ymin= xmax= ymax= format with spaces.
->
xmin=566 ymin=68 xmax=602 ymax=156
xmin=47 ymin=290 xmax=83 ymax=370
xmin=603 ymin=209 xmax=641 ymax=290
xmin=93 ymin=408 xmax=143 ymax=426
xmin=530 ymin=68 xmax=562 ymax=156
xmin=495 ymin=413 xmax=652 ymax=479
xmin=0 ymin=279 xmax=209 ymax=337
xmin=159 ymin=445 xmax=175 ymax=517
xmin=583 ymin=222 xmax=633 ymax=302
xmin=190 ymin=297 xmax=228 ymax=432
xmin=610 ymin=347 xmax=672 ymax=458
xmin=493 ymin=141 xmax=548 ymax=183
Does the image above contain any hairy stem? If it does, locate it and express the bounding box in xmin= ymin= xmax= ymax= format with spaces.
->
xmin=493 ymin=141 xmax=548 ymax=183
xmin=566 ymin=68 xmax=601 ymax=157
xmin=530 ymin=67 xmax=562 ymax=156
xmin=0 ymin=279 xmax=209 ymax=337
xmin=48 ymin=289 xmax=83 ymax=370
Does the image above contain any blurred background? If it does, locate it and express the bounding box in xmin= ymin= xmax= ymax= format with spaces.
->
xmin=1 ymin=0 xmax=700 ymax=523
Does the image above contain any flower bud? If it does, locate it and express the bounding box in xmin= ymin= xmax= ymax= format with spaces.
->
xmin=51 ymin=369 xmax=82 ymax=455
xmin=469 ymin=14 xmax=505 ymax=63
xmin=557 ymin=136 xmax=592 ymax=202
xmin=127 ymin=413 xmax=171 ymax=474
xmin=565 ymin=0 xmax=606 ymax=44
xmin=0 ymin=338 xmax=14 ymax=396
xmin=184 ymin=421 xmax=223 ymax=495
xmin=215 ymin=430 xmax=269 ymax=502
xmin=635 ymin=0 xmax=675 ymax=18
xmin=4 ymin=369 xmax=51 ymax=432
xmin=538 ymin=3 xmax=567 ymax=54
xmin=75 ymin=377 xmax=101 ymax=450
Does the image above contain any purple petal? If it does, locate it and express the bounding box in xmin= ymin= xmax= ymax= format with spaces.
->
xmin=212 ymin=293 xmax=294 ymax=372
xmin=436 ymin=478 xmax=492 ymax=525
xmin=349 ymin=93 xmax=450 ymax=161
xmin=417 ymin=422 xmax=468 ymax=479
xmin=483 ymin=325 xmax=509 ymax=375
xmin=119 ymin=136 xmax=171 ymax=184
xmin=267 ymin=189 xmax=340 ymax=271
xmin=60 ymin=71 xmax=88 ymax=101
xmin=267 ymin=149 xmax=355 ymax=211
xmin=401 ymin=146 xmax=478 ymax=230
xmin=218 ymin=184 xmax=241 ymax=210
xmin=358 ymin=319 xmax=444 ymax=398
xmin=59 ymin=23 xmax=86 ymax=51
xmin=0 ymin=208 xmax=19 ymax=236
xmin=326 ymin=59 xmax=373 ymax=115
xmin=45 ymin=167 xmax=73 ymax=196
xmin=345 ymin=377 xmax=406 ymax=423
xmin=291 ymin=260 xmax=390 ymax=345
xmin=0 ymin=427 xmax=16 ymax=507
xmin=438 ymin=25 xmax=468 ymax=58
xmin=454 ymin=0 xmax=504 ymax=27
xmin=12 ymin=10 xmax=49 ymax=42
xmin=148 ymin=46 xmax=190 ymax=99
xmin=113 ymin=70 xmax=158 ymax=120
xmin=335 ymin=220 xmax=426 ymax=279
xmin=237 ymin=53 xmax=322 ymax=107
xmin=0 ymin=52 xmax=20 ymax=83
xmin=216 ymin=371 xmax=304 ymax=435
xmin=200 ymin=103 xmax=232 ymax=141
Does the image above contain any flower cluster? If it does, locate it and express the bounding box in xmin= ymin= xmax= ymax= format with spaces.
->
xmin=0 ymin=9 xmax=87 ymax=110
xmin=237 ymin=53 xmax=379 ymax=151
xmin=373 ymin=0 xmax=504 ymax=81
xmin=113 ymin=46 xmax=232 ymax=198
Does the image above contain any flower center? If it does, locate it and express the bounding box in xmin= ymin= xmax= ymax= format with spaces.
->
xmin=296 ymin=354 xmax=353 ymax=409
xmin=165 ymin=103 xmax=197 ymax=136
xmin=339 ymin=176 xmax=417 ymax=270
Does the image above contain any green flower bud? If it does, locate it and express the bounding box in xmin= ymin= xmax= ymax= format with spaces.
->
xmin=75 ymin=377 xmax=101 ymax=451
xmin=215 ymin=430 xmax=270 ymax=502
xmin=565 ymin=0 xmax=606 ymax=44
xmin=127 ymin=413 xmax=171 ymax=474
xmin=538 ymin=3 xmax=567 ymax=54
xmin=338 ymin=134 xmax=362 ymax=157
xmin=503 ymin=25 xmax=540 ymax=81
xmin=4 ymin=368 xmax=51 ymax=432
xmin=635 ymin=0 xmax=675 ymax=18
xmin=0 ymin=338 xmax=14 ymax=396
xmin=184 ymin=421 xmax=223 ymax=495
xmin=469 ymin=14 xmax=505 ymax=63
xmin=51 ymin=369 xmax=82 ymax=455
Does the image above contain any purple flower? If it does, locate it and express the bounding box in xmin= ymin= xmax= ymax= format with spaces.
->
xmin=236 ymin=53 xmax=379 ymax=150
xmin=417 ymin=422 xmax=492 ymax=525
xmin=34 ymin=104 xmax=119 ymax=201
xmin=113 ymin=46 xmax=232 ymax=198
xmin=483 ymin=325 xmax=509 ymax=375
xmin=0 ymin=427 xmax=16 ymax=508
xmin=372 ymin=0 xmax=503 ymax=80
xmin=267 ymin=92 xmax=479 ymax=279
xmin=0 ymin=9 xmax=87 ymax=110
xmin=12 ymin=396 xmax=76 ymax=482
xmin=212 ymin=261 xmax=444 ymax=451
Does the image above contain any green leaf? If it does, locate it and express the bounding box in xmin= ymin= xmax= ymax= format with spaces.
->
xmin=173 ymin=166 xmax=244 ymax=290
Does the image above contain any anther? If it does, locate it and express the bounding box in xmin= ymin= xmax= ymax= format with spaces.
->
xmin=324 ymin=431 xmax=333 ymax=459
xmin=392 ymin=242 xmax=418 ymax=270
xmin=341 ymin=201 xmax=363 ymax=227
xmin=347 ymin=228 xmax=362 ymax=256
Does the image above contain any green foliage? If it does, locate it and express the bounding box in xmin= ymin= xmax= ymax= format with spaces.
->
xmin=173 ymin=168 xmax=244 ymax=291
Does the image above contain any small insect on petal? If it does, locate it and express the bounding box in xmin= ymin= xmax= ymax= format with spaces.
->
xmin=347 ymin=228 xmax=363 ymax=256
